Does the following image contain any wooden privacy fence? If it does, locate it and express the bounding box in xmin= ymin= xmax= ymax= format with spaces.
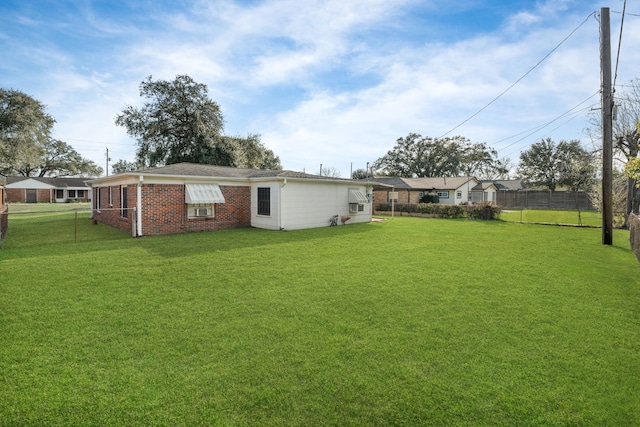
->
xmin=496 ymin=190 xmax=594 ymax=210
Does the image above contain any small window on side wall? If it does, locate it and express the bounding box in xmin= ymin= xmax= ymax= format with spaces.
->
xmin=257 ymin=187 xmax=270 ymax=216
xmin=121 ymin=186 xmax=128 ymax=218
xmin=188 ymin=204 xmax=214 ymax=218
xmin=349 ymin=203 xmax=364 ymax=213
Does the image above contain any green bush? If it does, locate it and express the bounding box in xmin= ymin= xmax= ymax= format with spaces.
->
xmin=419 ymin=194 xmax=439 ymax=204
xmin=377 ymin=202 xmax=501 ymax=220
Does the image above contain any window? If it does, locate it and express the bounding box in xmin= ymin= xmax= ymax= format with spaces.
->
xmin=349 ymin=203 xmax=365 ymax=213
xmin=77 ymin=190 xmax=85 ymax=198
xmin=188 ymin=203 xmax=213 ymax=218
xmin=68 ymin=190 xmax=76 ymax=198
xmin=257 ymin=187 xmax=270 ymax=216
xmin=348 ymin=188 xmax=368 ymax=213
xmin=95 ymin=188 xmax=101 ymax=210
xmin=457 ymin=191 xmax=462 ymax=199
xmin=56 ymin=189 xmax=64 ymax=199
xmin=437 ymin=191 xmax=449 ymax=199
xmin=121 ymin=186 xmax=128 ymax=218
xmin=109 ymin=187 xmax=113 ymax=205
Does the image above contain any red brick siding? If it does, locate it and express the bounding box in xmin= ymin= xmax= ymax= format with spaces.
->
xmin=93 ymin=184 xmax=251 ymax=236
xmin=5 ymin=188 xmax=90 ymax=203
xmin=38 ymin=189 xmax=51 ymax=202
xmin=92 ymin=185 xmax=133 ymax=233
xmin=6 ymin=188 xmax=23 ymax=203
xmin=373 ymin=189 xmax=415 ymax=205
xmin=141 ymin=184 xmax=251 ymax=236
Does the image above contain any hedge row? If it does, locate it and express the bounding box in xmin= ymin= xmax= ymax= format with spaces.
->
xmin=375 ymin=202 xmax=501 ymax=220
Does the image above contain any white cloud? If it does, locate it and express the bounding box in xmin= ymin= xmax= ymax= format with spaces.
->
xmin=3 ymin=0 xmax=637 ymax=178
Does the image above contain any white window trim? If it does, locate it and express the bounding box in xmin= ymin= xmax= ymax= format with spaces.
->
xmin=188 ymin=203 xmax=214 ymax=218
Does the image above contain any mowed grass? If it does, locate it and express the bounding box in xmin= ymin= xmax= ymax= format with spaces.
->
xmin=1 ymin=214 xmax=639 ymax=425
xmin=7 ymin=202 xmax=92 ymax=213
xmin=499 ymin=208 xmax=603 ymax=226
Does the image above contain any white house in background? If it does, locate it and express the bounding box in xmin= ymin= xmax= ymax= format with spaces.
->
xmin=5 ymin=177 xmax=92 ymax=203
xmin=371 ymin=176 xmax=498 ymax=205
xmin=87 ymin=163 xmax=374 ymax=236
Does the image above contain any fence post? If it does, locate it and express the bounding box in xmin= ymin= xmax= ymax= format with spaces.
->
xmin=74 ymin=211 xmax=78 ymax=243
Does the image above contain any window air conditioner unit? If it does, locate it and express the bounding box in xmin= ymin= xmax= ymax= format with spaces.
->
xmin=195 ymin=207 xmax=210 ymax=217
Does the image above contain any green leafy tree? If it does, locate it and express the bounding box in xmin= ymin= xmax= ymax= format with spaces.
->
xmin=0 ymin=88 xmax=102 ymax=177
xmin=0 ymin=89 xmax=53 ymax=176
xmin=111 ymin=159 xmax=141 ymax=175
xmin=374 ymin=133 xmax=502 ymax=178
xmin=624 ymin=121 xmax=640 ymax=186
xmin=116 ymin=75 xmax=281 ymax=170
xmin=39 ymin=139 xmax=102 ymax=177
xmin=229 ymin=133 xmax=281 ymax=170
xmin=351 ymin=168 xmax=369 ymax=179
xmin=517 ymin=138 xmax=595 ymax=191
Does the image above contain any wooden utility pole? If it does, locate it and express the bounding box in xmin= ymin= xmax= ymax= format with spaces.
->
xmin=601 ymin=7 xmax=613 ymax=245
xmin=105 ymin=148 xmax=110 ymax=177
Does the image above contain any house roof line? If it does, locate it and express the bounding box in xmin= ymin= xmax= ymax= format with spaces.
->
xmin=87 ymin=163 xmax=373 ymax=186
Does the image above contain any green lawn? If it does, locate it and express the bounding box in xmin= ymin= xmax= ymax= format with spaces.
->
xmin=7 ymin=202 xmax=92 ymax=213
xmin=1 ymin=215 xmax=639 ymax=425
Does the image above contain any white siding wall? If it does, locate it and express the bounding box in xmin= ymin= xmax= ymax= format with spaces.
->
xmin=251 ymin=180 xmax=372 ymax=231
xmin=251 ymin=183 xmax=281 ymax=230
xmin=6 ymin=179 xmax=54 ymax=189
xmin=484 ymin=187 xmax=497 ymax=203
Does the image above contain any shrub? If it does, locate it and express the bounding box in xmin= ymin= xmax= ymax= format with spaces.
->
xmin=465 ymin=202 xmax=501 ymax=220
xmin=377 ymin=202 xmax=501 ymax=220
xmin=419 ymin=194 xmax=439 ymax=204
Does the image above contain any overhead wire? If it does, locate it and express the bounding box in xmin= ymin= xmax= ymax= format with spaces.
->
xmin=612 ymin=0 xmax=627 ymax=90
xmin=438 ymin=11 xmax=597 ymax=139
xmin=495 ymin=90 xmax=600 ymax=158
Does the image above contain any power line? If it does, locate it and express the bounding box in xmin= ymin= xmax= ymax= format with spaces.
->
xmin=495 ymin=90 xmax=600 ymax=158
xmin=438 ymin=11 xmax=596 ymax=139
xmin=612 ymin=0 xmax=627 ymax=89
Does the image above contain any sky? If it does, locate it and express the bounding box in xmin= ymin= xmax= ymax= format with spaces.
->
xmin=1 ymin=0 xmax=638 ymax=177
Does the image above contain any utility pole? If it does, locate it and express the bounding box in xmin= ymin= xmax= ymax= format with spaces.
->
xmin=601 ymin=7 xmax=613 ymax=245
xmin=105 ymin=148 xmax=111 ymax=177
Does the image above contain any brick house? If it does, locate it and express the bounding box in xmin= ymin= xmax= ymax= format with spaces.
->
xmin=5 ymin=177 xmax=92 ymax=203
xmin=88 ymin=163 xmax=374 ymax=236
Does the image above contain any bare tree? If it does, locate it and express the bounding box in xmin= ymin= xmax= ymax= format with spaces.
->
xmin=588 ymin=77 xmax=640 ymax=218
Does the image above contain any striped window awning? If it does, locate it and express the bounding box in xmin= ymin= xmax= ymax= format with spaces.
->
xmin=349 ymin=189 xmax=368 ymax=204
xmin=185 ymin=184 xmax=225 ymax=204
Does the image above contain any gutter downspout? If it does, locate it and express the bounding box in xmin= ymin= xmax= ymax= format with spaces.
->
xmin=279 ymin=178 xmax=287 ymax=230
xmin=137 ymin=175 xmax=143 ymax=236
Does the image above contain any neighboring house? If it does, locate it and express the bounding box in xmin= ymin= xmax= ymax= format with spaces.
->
xmin=87 ymin=163 xmax=374 ymax=236
xmin=369 ymin=176 xmax=489 ymax=206
xmin=5 ymin=177 xmax=92 ymax=203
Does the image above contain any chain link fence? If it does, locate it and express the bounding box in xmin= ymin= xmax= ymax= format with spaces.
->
xmin=0 ymin=205 xmax=136 ymax=249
